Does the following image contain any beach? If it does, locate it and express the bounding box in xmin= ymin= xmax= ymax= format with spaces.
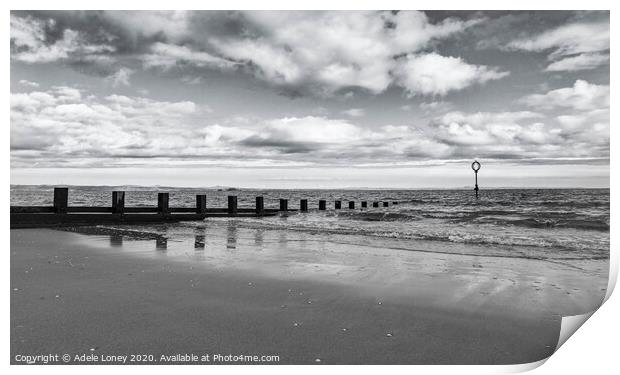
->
xmin=9 ymin=7 xmax=612 ymax=368
xmin=10 ymin=223 xmax=607 ymax=365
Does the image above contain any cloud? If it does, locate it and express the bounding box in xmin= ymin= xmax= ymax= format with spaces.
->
xmin=431 ymin=110 xmax=607 ymax=160
xmin=518 ymin=80 xmax=609 ymax=151
xmin=394 ymin=53 xmax=508 ymax=96
xmin=520 ymin=80 xmax=609 ymax=111
xmin=142 ymin=42 xmax=236 ymax=70
xmin=208 ymin=116 xmax=377 ymax=156
xmin=544 ymin=53 xmax=609 ymax=72
xmin=18 ymin=79 xmax=39 ymax=88
xmin=10 ymin=87 xmax=210 ymax=168
xmin=419 ymin=101 xmax=453 ymax=113
xmin=224 ymin=118 xmax=455 ymax=161
xmin=180 ymin=76 xmax=203 ymax=85
xmin=10 ymin=84 xmax=609 ymax=168
xmin=106 ymin=67 xmax=133 ymax=87
xmin=102 ymin=10 xmax=192 ymax=42
xmin=507 ymin=17 xmax=609 ymax=72
xmin=204 ymin=11 xmax=486 ymax=95
xmin=507 ymin=20 xmax=609 ymax=58
xmin=10 ymin=14 xmax=116 ymax=64
xmin=11 ymin=11 xmax=492 ymax=97
xmin=342 ymin=108 xmax=365 ymax=117
xmin=435 ymin=111 xmax=547 ymax=146
xmin=9 ymin=85 xmax=451 ymax=167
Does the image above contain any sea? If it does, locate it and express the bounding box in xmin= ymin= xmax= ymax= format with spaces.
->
xmin=10 ymin=185 xmax=610 ymax=273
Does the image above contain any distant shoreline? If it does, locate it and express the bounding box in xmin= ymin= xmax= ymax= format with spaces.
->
xmin=9 ymin=184 xmax=611 ymax=191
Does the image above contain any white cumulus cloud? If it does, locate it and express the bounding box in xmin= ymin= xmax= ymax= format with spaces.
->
xmin=394 ymin=53 xmax=509 ymax=96
xmin=521 ymin=80 xmax=609 ymax=111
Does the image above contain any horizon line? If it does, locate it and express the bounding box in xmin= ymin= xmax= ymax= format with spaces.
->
xmin=9 ymin=183 xmax=611 ymax=190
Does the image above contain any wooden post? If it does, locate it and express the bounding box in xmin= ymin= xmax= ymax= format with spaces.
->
xmin=383 ymin=202 xmax=389 ymax=207
xmin=279 ymin=199 xmax=288 ymax=211
xmin=112 ymin=191 xmax=125 ymax=214
xmin=53 ymin=187 xmax=68 ymax=214
xmin=196 ymin=194 xmax=207 ymax=214
xmin=319 ymin=200 xmax=326 ymax=210
xmin=372 ymin=202 xmax=379 ymax=208
xmin=361 ymin=201 xmax=367 ymax=208
xmin=348 ymin=201 xmax=355 ymax=209
xmin=228 ymin=196 xmax=238 ymax=215
xmin=300 ymin=199 xmax=308 ymax=212
xmin=335 ymin=200 xmax=341 ymax=209
xmin=255 ymin=196 xmax=264 ymax=215
xmin=157 ymin=193 xmax=169 ymax=215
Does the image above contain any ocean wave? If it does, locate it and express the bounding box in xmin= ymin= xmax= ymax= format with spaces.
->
xmin=192 ymin=213 xmax=609 ymax=259
xmin=333 ymin=209 xmax=609 ymax=231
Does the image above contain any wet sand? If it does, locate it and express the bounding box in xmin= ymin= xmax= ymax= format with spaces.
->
xmin=10 ymin=226 xmax=607 ymax=364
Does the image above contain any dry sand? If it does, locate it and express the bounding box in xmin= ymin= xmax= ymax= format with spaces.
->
xmin=10 ymin=226 xmax=607 ymax=364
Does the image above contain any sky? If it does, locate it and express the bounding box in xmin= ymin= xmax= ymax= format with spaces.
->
xmin=10 ymin=10 xmax=610 ymax=188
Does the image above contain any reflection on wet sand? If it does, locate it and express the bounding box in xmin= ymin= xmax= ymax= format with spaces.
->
xmin=67 ymin=221 xmax=607 ymax=330
xmin=194 ymin=226 xmax=206 ymax=250
xmin=109 ymin=234 xmax=123 ymax=247
xmin=278 ymin=231 xmax=288 ymax=250
xmin=254 ymin=229 xmax=264 ymax=249
xmin=156 ymin=237 xmax=167 ymax=250
xmin=226 ymin=222 xmax=237 ymax=250
xmin=194 ymin=235 xmax=205 ymax=250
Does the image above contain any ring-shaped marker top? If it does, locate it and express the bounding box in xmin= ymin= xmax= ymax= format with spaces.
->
xmin=472 ymin=160 xmax=481 ymax=172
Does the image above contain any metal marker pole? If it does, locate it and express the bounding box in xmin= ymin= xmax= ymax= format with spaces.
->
xmin=472 ymin=160 xmax=481 ymax=199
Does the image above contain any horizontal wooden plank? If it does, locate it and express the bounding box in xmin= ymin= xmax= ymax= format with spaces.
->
xmin=124 ymin=207 xmax=159 ymax=213
xmin=68 ymin=207 xmax=113 ymax=213
xmin=169 ymin=207 xmax=196 ymax=213
xmin=10 ymin=206 xmax=54 ymax=213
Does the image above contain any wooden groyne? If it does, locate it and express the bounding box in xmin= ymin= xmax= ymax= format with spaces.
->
xmin=10 ymin=187 xmax=399 ymax=228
